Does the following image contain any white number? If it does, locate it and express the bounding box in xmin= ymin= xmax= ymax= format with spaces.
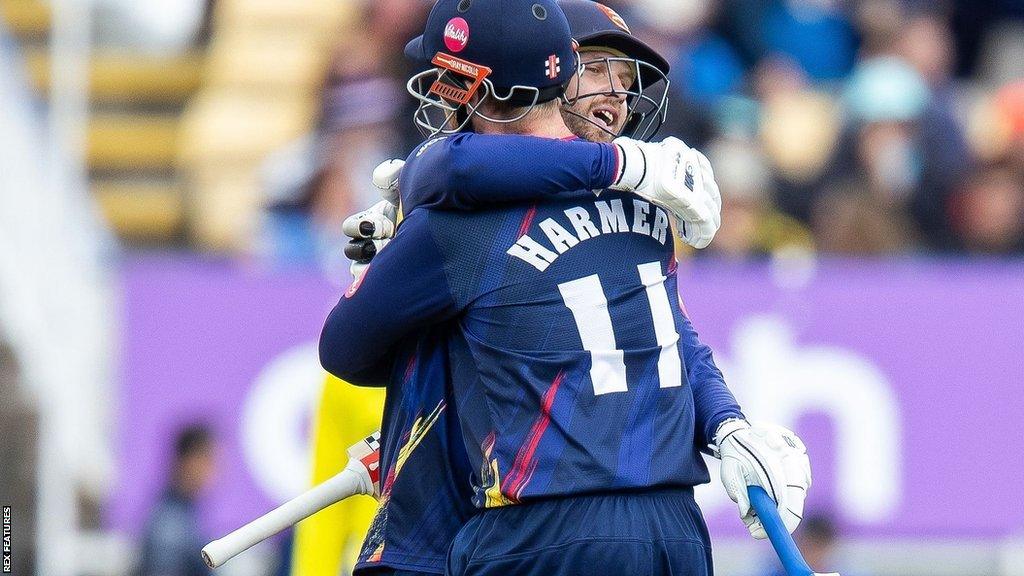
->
xmin=559 ymin=274 xmax=628 ymax=395
xmin=558 ymin=262 xmax=682 ymax=395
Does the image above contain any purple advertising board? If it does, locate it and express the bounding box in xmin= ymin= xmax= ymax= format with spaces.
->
xmin=108 ymin=256 xmax=1024 ymax=542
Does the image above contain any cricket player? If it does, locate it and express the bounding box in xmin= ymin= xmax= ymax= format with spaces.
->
xmin=338 ymin=3 xmax=714 ymax=575
xmin=321 ymin=0 xmax=811 ymax=574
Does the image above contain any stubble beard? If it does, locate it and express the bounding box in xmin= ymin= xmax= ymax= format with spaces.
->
xmin=561 ymin=105 xmax=614 ymax=144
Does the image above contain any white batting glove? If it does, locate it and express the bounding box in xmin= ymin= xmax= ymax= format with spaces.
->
xmin=370 ymin=158 xmax=403 ymax=205
xmin=342 ymin=159 xmax=403 ymax=281
xmin=609 ymin=137 xmax=721 ymax=249
xmin=714 ymin=419 xmax=811 ymax=540
xmin=676 ymin=147 xmax=721 ymax=250
xmin=342 ymin=200 xmax=397 ymax=240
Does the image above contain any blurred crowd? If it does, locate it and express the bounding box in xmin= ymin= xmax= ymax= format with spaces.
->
xmin=260 ymin=0 xmax=1024 ymax=264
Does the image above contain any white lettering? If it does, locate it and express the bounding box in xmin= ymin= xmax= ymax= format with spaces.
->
xmin=631 ymin=199 xmax=651 ymax=235
xmin=444 ymin=23 xmax=468 ymax=44
xmin=595 ymin=199 xmax=630 ymax=233
xmin=564 ymin=207 xmax=600 ymax=240
xmin=508 ymin=200 xmax=672 ymax=271
xmin=539 ymin=218 xmax=579 ymax=253
xmin=651 ymin=207 xmax=669 ymax=245
xmin=695 ymin=315 xmax=900 ymax=525
xmin=507 ymin=235 xmax=559 ymax=271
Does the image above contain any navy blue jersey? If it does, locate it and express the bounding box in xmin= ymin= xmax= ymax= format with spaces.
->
xmin=346 ymin=134 xmax=625 ymax=572
xmin=321 ymin=134 xmax=742 ymax=508
xmin=354 ymin=327 xmax=476 ymax=574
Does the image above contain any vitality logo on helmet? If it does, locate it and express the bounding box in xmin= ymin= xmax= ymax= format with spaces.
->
xmin=443 ymin=17 xmax=469 ymax=52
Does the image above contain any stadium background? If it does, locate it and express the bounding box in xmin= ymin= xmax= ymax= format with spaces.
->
xmin=0 ymin=0 xmax=1022 ymax=574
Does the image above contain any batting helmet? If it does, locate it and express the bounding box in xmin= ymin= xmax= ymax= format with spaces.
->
xmin=559 ymin=0 xmax=671 ymax=141
xmin=405 ymin=0 xmax=577 ymax=136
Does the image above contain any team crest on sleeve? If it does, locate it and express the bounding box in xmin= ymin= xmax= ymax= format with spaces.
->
xmin=545 ymin=55 xmax=561 ymax=79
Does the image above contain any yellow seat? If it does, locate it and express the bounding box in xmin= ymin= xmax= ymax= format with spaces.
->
xmin=175 ymin=0 xmax=359 ymax=250
xmin=0 ymin=0 xmax=51 ymax=38
xmin=88 ymin=114 xmax=179 ymax=171
xmin=24 ymin=50 xmax=203 ymax=103
xmin=179 ymin=92 xmax=314 ymax=164
xmin=93 ymin=181 xmax=185 ymax=240
xmin=183 ymin=168 xmax=264 ymax=251
xmin=213 ymin=0 xmax=345 ymax=32
xmin=204 ymin=31 xmax=328 ymax=93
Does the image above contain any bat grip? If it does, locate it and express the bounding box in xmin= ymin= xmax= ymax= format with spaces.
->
xmin=201 ymin=468 xmax=367 ymax=568
xmin=748 ymin=486 xmax=814 ymax=576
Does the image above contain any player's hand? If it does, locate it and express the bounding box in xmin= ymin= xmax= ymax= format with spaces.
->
xmin=370 ymin=158 xmax=403 ymax=205
xmin=714 ymin=419 xmax=811 ymax=540
xmin=609 ymin=137 xmax=721 ymax=249
xmin=672 ymin=143 xmax=721 ymax=250
xmin=343 ymin=159 xmax=403 ymax=280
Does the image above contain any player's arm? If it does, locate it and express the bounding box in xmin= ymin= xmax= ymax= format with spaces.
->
xmin=319 ymin=210 xmax=459 ymax=386
xmin=678 ymin=311 xmax=813 ymax=540
xmin=399 ymin=133 xmax=620 ymax=213
xmin=398 ymin=134 xmax=722 ymax=249
xmin=677 ymin=312 xmax=744 ymax=451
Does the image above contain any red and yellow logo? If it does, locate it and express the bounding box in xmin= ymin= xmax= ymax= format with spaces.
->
xmin=596 ymin=3 xmax=630 ymax=33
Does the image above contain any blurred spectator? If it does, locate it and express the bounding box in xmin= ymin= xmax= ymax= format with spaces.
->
xmin=243 ymin=0 xmax=1023 ymax=261
xmin=703 ymin=135 xmax=814 ymax=257
xmin=724 ymin=0 xmax=858 ymax=81
xmin=635 ymin=0 xmax=745 ymax=133
xmin=261 ymin=0 xmax=429 ymax=271
xmin=136 ymin=425 xmax=216 ymax=576
xmin=895 ymin=11 xmax=976 ymax=250
xmin=898 ymin=12 xmax=956 ymax=88
xmin=815 ymin=55 xmax=971 ymax=251
xmin=756 ymin=59 xmax=841 ymax=221
xmin=949 ymin=168 xmax=1024 ymax=253
xmin=854 ymin=0 xmax=907 ymax=59
xmin=759 ymin=514 xmax=859 ymax=576
xmin=810 ymin=179 xmax=919 ymax=254
xmin=990 ymin=81 xmax=1024 ymax=171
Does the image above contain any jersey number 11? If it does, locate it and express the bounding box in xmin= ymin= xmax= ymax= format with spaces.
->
xmin=558 ymin=261 xmax=683 ymax=396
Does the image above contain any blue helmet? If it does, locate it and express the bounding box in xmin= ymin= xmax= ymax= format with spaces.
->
xmin=405 ymin=0 xmax=577 ymax=136
xmin=558 ymin=0 xmax=670 ymax=141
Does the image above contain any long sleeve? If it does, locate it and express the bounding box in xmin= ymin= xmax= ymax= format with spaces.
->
xmin=319 ymin=210 xmax=459 ymax=386
xmin=679 ymin=313 xmax=744 ymax=449
xmin=399 ymin=133 xmax=620 ymax=213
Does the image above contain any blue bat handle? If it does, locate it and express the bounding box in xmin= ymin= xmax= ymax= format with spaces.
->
xmin=748 ymin=486 xmax=814 ymax=576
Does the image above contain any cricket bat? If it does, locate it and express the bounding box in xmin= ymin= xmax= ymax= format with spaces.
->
xmin=748 ymin=486 xmax=840 ymax=576
xmin=201 ymin=432 xmax=380 ymax=568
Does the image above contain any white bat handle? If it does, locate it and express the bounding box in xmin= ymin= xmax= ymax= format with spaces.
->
xmin=201 ymin=468 xmax=366 ymax=568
